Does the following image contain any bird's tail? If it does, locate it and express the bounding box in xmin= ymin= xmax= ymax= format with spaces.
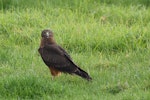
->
xmin=74 ymin=67 xmax=92 ymax=81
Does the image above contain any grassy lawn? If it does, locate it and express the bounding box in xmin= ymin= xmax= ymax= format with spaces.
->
xmin=0 ymin=0 xmax=150 ymax=99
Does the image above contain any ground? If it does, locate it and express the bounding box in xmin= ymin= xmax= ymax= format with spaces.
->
xmin=0 ymin=0 xmax=150 ymax=99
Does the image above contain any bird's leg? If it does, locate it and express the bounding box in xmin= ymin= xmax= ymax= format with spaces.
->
xmin=49 ymin=67 xmax=61 ymax=76
xmin=49 ymin=67 xmax=61 ymax=80
xmin=51 ymin=76 xmax=55 ymax=80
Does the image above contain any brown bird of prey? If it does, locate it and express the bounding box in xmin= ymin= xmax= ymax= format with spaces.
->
xmin=38 ymin=29 xmax=92 ymax=81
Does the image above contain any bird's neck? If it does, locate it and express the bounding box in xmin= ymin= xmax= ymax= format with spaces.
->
xmin=40 ymin=38 xmax=56 ymax=48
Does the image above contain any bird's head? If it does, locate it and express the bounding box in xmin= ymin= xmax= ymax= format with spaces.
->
xmin=41 ymin=29 xmax=53 ymax=39
xmin=40 ymin=29 xmax=56 ymax=45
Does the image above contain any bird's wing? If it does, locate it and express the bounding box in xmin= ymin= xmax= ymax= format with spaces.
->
xmin=39 ymin=44 xmax=77 ymax=73
xmin=58 ymin=45 xmax=72 ymax=60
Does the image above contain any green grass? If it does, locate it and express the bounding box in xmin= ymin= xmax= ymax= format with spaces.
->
xmin=0 ymin=0 xmax=150 ymax=99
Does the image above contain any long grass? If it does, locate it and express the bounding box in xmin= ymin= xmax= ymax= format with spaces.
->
xmin=0 ymin=0 xmax=150 ymax=99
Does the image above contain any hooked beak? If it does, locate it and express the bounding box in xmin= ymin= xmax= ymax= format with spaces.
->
xmin=45 ymin=32 xmax=50 ymax=38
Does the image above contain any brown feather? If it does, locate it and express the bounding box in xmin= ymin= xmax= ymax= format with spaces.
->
xmin=38 ymin=29 xmax=92 ymax=81
xmin=49 ymin=67 xmax=61 ymax=76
